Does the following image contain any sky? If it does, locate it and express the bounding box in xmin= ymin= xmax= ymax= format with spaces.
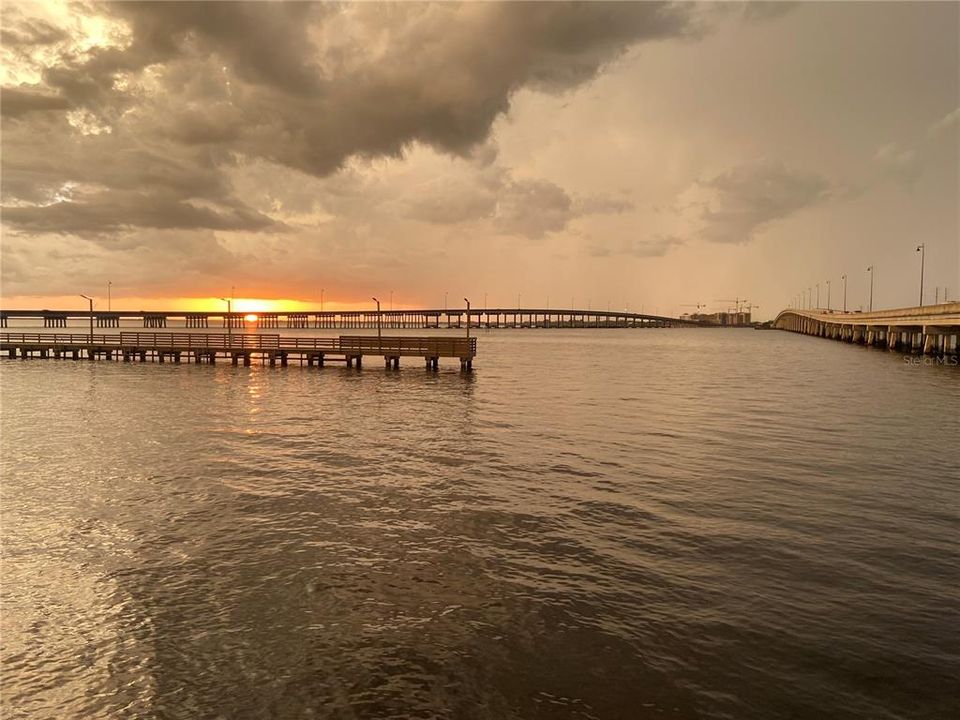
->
xmin=1 ymin=1 xmax=958 ymax=318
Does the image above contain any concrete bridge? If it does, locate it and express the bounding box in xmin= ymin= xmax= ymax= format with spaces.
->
xmin=0 ymin=307 xmax=702 ymax=330
xmin=774 ymin=302 xmax=960 ymax=356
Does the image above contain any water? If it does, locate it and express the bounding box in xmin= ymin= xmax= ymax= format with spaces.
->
xmin=2 ymin=328 xmax=958 ymax=719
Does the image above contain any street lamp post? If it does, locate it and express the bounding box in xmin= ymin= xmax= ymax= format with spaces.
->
xmin=808 ymin=287 xmax=812 ymax=310
xmin=107 ymin=281 xmax=111 ymax=312
xmin=464 ymin=298 xmax=471 ymax=340
xmin=826 ymin=280 xmax=831 ymax=311
xmin=841 ymin=274 xmax=847 ymax=312
xmin=916 ymin=244 xmax=925 ymax=306
xmin=321 ymin=288 xmax=325 ymax=313
xmin=219 ymin=297 xmax=232 ymax=346
xmin=390 ymin=290 xmax=393 ymax=312
xmin=372 ymin=297 xmax=381 ymax=347
xmin=816 ymin=283 xmax=820 ymax=309
xmin=867 ymin=266 xmax=874 ymax=312
xmin=80 ymin=294 xmax=93 ymax=345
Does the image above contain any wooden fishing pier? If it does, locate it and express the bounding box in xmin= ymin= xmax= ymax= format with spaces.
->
xmin=0 ymin=332 xmax=477 ymax=370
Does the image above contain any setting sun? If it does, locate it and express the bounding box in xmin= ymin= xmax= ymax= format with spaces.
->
xmin=244 ymin=314 xmax=258 ymax=322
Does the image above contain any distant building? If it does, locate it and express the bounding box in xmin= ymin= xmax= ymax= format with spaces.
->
xmin=679 ymin=311 xmax=752 ymax=326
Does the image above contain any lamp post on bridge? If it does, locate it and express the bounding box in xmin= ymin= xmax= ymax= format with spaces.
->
xmin=916 ymin=244 xmax=925 ymax=307
xmin=372 ymin=297 xmax=382 ymax=348
xmin=321 ymin=288 xmax=324 ymax=313
xmin=841 ymin=274 xmax=847 ymax=312
xmin=464 ymin=298 xmax=470 ymax=340
xmin=867 ymin=266 xmax=874 ymax=312
xmin=219 ymin=297 xmax=232 ymax=347
xmin=80 ymin=294 xmax=93 ymax=345
xmin=816 ymin=283 xmax=820 ymax=310
xmin=107 ymin=281 xmax=111 ymax=312
xmin=826 ymin=280 xmax=831 ymax=311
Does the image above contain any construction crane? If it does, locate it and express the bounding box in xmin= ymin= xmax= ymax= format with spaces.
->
xmin=741 ymin=303 xmax=760 ymax=313
xmin=715 ymin=298 xmax=746 ymax=313
xmin=680 ymin=303 xmax=707 ymax=312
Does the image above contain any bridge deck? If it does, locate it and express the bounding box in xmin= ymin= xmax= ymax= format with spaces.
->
xmin=773 ymin=303 xmax=960 ymax=356
xmin=0 ymin=332 xmax=477 ymax=370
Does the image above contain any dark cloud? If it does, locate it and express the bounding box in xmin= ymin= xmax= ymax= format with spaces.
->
xmin=0 ymin=87 xmax=70 ymax=117
xmin=2 ymin=2 xmax=703 ymax=235
xmin=494 ymin=178 xmax=573 ymax=239
xmin=740 ymin=2 xmax=798 ymax=24
xmin=590 ymin=234 xmax=684 ymax=258
xmin=694 ymin=159 xmax=831 ymax=244
xmin=1 ymin=191 xmax=278 ymax=234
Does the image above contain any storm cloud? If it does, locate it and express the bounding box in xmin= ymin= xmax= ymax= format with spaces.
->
xmin=684 ymin=160 xmax=832 ymax=245
xmin=1 ymin=1 xmax=700 ymax=235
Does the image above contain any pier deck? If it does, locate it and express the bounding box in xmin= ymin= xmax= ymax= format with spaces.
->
xmin=0 ymin=332 xmax=477 ymax=370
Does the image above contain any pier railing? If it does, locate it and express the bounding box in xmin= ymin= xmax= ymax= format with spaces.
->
xmin=0 ymin=332 xmax=477 ymax=357
xmin=338 ymin=335 xmax=477 ymax=357
xmin=119 ymin=332 xmax=284 ymax=349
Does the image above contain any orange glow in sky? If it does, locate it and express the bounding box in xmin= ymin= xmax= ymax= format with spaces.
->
xmin=0 ymin=295 xmax=367 ymax=312
xmin=244 ymin=313 xmax=259 ymax=322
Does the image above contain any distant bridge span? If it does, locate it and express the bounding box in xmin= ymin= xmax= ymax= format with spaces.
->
xmin=774 ymin=303 xmax=960 ymax=356
xmin=0 ymin=307 xmax=704 ymax=330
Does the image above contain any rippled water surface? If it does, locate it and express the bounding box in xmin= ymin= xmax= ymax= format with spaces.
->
xmin=2 ymin=328 xmax=958 ymax=719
